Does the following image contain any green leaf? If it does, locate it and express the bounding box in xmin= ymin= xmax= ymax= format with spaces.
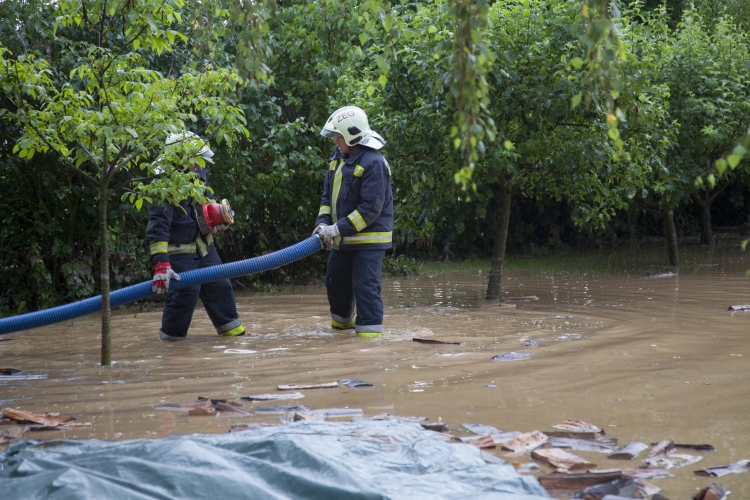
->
xmin=569 ymin=57 xmax=583 ymax=69
xmin=571 ymin=93 xmax=582 ymax=109
xmin=727 ymin=155 xmax=740 ymax=169
xmin=135 ymin=198 xmax=143 ymax=210
xmin=715 ymin=158 xmax=728 ymax=174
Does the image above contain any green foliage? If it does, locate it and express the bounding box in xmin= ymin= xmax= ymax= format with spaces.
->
xmin=1 ymin=0 xmax=748 ymax=321
xmin=382 ymin=254 xmax=420 ymax=278
xmin=667 ymin=10 xmax=750 ymax=191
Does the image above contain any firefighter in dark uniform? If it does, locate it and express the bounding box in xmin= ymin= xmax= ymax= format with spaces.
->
xmin=314 ymin=106 xmax=393 ymax=337
xmin=147 ymin=131 xmax=245 ymax=341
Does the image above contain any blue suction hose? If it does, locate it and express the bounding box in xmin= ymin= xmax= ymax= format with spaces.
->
xmin=0 ymin=235 xmax=323 ymax=335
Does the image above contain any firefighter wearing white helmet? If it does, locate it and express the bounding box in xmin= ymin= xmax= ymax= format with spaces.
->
xmin=314 ymin=106 xmax=393 ymax=338
xmin=146 ymin=131 xmax=245 ymax=341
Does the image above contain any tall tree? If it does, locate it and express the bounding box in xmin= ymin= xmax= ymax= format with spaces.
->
xmin=1 ymin=0 xmax=248 ymax=364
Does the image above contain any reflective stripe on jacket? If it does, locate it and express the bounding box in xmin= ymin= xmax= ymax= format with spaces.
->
xmin=314 ymin=146 xmax=393 ymax=251
xmin=146 ymin=167 xmax=215 ymax=263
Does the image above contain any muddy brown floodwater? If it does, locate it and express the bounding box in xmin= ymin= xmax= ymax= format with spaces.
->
xmin=2 ymin=249 xmax=750 ymax=499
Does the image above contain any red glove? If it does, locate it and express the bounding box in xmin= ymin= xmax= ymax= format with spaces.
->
xmin=152 ymin=261 xmax=181 ymax=294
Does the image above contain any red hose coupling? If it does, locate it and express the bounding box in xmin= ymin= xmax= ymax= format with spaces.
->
xmin=198 ymin=199 xmax=234 ymax=234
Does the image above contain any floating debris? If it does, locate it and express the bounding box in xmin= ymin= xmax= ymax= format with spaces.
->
xmin=420 ymin=422 xmax=449 ymax=433
xmin=412 ymin=338 xmax=461 ymax=345
xmin=339 ymin=379 xmax=374 ymax=388
xmin=255 ymin=405 xmax=310 ymax=414
xmin=298 ymin=408 xmax=363 ymax=419
xmin=215 ymin=401 xmax=255 ymax=415
xmin=223 ymin=349 xmax=257 ymax=354
xmin=502 ymin=296 xmax=539 ymax=302
xmin=461 ymin=423 xmax=520 ymax=443
xmin=693 ymin=483 xmax=728 ymax=500
xmin=647 ymin=440 xmax=676 ymax=458
xmin=368 ymin=413 xmax=428 ymax=423
xmin=643 ymin=272 xmax=678 ymax=278
xmin=608 ymin=442 xmax=649 ymax=460
xmin=156 ymin=397 xmax=253 ymax=416
xmin=495 ymin=303 xmax=516 ymax=309
xmin=241 ymin=392 xmax=305 ymax=402
xmin=645 ymin=453 xmax=702 ymax=469
xmin=277 ymin=382 xmax=338 ymax=391
xmin=293 ymin=412 xmax=325 ymax=422
xmin=0 ymin=369 xmax=47 ymax=381
xmin=545 ymin=430 xmax=602 ymax=440
xmin=694 ymin=459 xmax=750 ymax=477
xmin=501 ymin=431 xmax=548 ymax=453
xmin=675 ymin=443 xmax=716 ymax=452
xmin=621 ymin=467 xmax=674 ymax=480
xmin=484 ymin=383 xmax=497 ymax=388
xmin=538 ymin=471 xmax=623 ymax=493
xmin=155 ymin=397 xmax=213 ymax=411
xmin=634 ymin=478 xmax=662 ymax=497
xmin=491 ymin=352 xmax=532 ymax=362
xmin=548 ymin=437 xmax=617 ymax=453
xmin=531 ymin=447 xmax=593 ymax=471
xmin=188 ymin=408 xmax=216 ymax=417
xmin=1 ymin=408 xmax=90 ymax=430
xmin=574 ymin=477 xmax=639 ymax=499
xmin=464 ymin=434 xmax=496 ymax=449
xmin=552 ymin=419 xmax=604 ymax=435
xmin=728 ymin=305 xmax=750 ymax=311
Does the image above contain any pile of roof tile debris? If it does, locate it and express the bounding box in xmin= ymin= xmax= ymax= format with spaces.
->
xmin=4 ymin=375 xmax=748 ymax=499
xmin=153 ymin=379 xmax=747 ymax=500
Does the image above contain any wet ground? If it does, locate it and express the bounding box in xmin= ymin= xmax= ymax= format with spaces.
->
xmin=2 ymin=244 xmax=750 ymax=499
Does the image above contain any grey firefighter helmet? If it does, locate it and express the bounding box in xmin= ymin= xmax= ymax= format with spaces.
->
xmin=320 ymin=106 xmax=385 ymax=150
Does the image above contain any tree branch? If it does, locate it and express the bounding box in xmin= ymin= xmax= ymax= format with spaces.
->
xmin=112 ymin=147 xmax=143 ymax=174
xmin=76 ymin=141 xmax=101 ymax=173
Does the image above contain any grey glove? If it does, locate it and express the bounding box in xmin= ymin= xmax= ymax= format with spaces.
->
xmin=212 ymin=223 xmax=230 ymax=233
xmin=315 ymin=223 xmax=340 ymax=250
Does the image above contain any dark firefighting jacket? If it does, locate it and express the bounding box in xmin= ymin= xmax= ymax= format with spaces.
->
xmin=314 ymin=146 xmax=393 ymax=251
xmin=146 ymin=168 xmax=215 ymax=263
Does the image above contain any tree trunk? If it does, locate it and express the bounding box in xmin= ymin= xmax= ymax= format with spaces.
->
xmin=663 ymin=209 xmax=679 ymax=266
xmin=691 ymin=191 xmax=715 ymax=246
xmin=486 ymin=175 xmax=511 ymax=301
xmin=100 ymin=182 xmax=111 ymax=366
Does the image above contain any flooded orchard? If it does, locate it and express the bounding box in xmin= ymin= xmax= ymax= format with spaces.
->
xmin=2 ymin=244 xmax=750 ymax=498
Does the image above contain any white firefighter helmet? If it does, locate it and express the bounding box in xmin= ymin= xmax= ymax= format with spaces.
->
xmin=320 ymin=106 xmax=385 ymax=150
xmin=164 ymin=131 xmax=214 ymax=158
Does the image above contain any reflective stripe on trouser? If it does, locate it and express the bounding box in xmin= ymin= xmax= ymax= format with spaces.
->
xmin=325 ymin=249 xmax=385 ymax=334
xmin=160 ymin=245 xmax=240 ymax=338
